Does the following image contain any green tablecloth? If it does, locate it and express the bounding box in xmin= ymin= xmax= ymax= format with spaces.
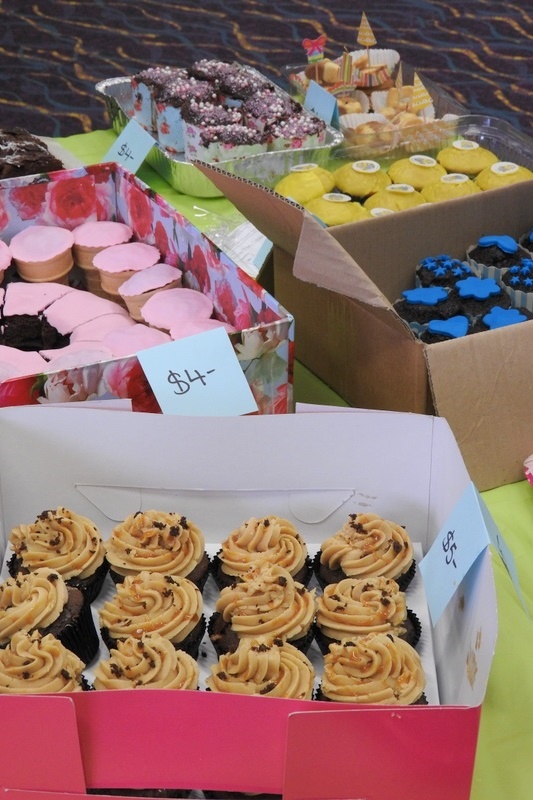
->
xmin=58 ymin=130 xmax=533 ymax=800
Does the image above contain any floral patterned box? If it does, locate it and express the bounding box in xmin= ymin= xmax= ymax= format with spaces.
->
xmin=0 ymin=162 xmax=294 ymax=413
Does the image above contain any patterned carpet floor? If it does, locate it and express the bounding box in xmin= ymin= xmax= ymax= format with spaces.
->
xmin=1 ymin=0 xmax=533 ymax=141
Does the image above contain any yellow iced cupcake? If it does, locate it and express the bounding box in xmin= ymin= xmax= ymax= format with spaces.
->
xmin=436 ymin=139 xmax=498 ymax=176
xmin=420 ymin=173 xmax=482 ymax=203
xmin=475 ymin=161 xmax=533 ymax=190
xmin=387 ymin=154 xmax=447 ymax=191
xmin=364 ymin=183 xmax=425 ymax=212
xmin=305 ymin=193 xmax=371 ymax=226
xmin=274 ymin=163 xmax=335 ymax=205
xmin=333 ymin=159 xmax=391 ymax=200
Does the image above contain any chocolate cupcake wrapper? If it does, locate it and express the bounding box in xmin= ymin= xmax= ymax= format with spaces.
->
xmin=501 ymin=283 xmax=533 ymax=313
xmin=7 ymin=553 xmax=109 ymax=605
xmin=108 ymin=554 xmax=211 ymax=594
xmin=313 ymin=550 xmax=417 ymax=592
xmin=46 ymin=594 xmax=100 ymax=666
xmin=208 ymin=611 xmax=314 ymax=657
xmin=101 ymin=614 xmax=206 ymax=661
xmin=211 ymin=553 xmax=313 ymax=591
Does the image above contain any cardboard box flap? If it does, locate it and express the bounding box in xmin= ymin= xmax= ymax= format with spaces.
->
xmin=425 ymin=322 xmax=533 ymax=489
xmin=195 ymin=161 xmax=305 ymax=257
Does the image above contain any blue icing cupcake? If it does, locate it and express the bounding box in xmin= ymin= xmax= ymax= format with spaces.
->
xmin=455 ymin=275 xmax=511 ymax=319
xmin=393 ymin=286 xmax=461 ymax=332
xmin=466 ymin=234 xmax=530 ymax=279
xmin=420 ymin=315 xmax=470 ymax=343
xmin=501 ymin=259 xmax=533 ymax=312
xmin=475 ymin=306 xmax=533 ymax=331
xmin=416 ymin=254 xmax=473 ymax=288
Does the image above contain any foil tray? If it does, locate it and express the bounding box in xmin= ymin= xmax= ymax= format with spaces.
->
xmin=96 ymin=75 xmax=345 ymax=198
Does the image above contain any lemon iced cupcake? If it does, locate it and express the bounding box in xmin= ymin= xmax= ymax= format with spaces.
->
xmin=206 ymin=634 xmax=315 ymax=699
xmin=274 ymin=163 xmax=335 ymax=205
xmin=317 ymin=633 xmax=426 ymax=704
xmin=333 ymin=159 xmax=391 ymax=201
xmin=99 ymin=570 xmax=205 ymax=659
xmin=208 ymin=563 xmax=316 ymax=655
xmin=8 ymin=506 xmax=108 ymax=603
xmin=0 ymin=631 xmax=88 ymax=693
xmin=315 ymin=512 xmax=415 ymax=590
xmin=211 ymin=515 xmax=312 ymax=589
xmin=93 ymin=632 xmax=199 ymax=690
xmin=105 ymin=509 xmax=210 ymax=591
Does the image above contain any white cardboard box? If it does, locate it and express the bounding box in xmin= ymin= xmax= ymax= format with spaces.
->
xmin=0 ymin=406 xmax=497 ymax=799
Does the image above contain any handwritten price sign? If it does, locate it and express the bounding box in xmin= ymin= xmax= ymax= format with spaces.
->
xmin=137 ymin=327 xmax=258 ymax=416
xmin=103 ymin=119 xmax=155 ymax=172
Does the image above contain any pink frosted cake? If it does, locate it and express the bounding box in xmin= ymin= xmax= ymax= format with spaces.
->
xmin=140 ymin=287 xmax=214 ymax=331
xmin=155 ymin=76 xmax=217 ymax=153
xmin=102 ymin=323 xmax=172 ymax=357
xmin=0 ymin=345 xmax=48 ymax=381
xmin=170 ymin=317 xmax=236 ymax=340
xmin=92 ymin=242 xmax=160 ymax=297
xmin=118 ymin=262 xmax=183 ymax=321
xmin=9 ymin=225 xmax=74 ymax=284
xmin=267 ymin=114 xmax=327 ymax=151
xmin=72 ymin=220 xmax=133 ymax=296
xmin=185 ymin=123 xmax=267 ymax=163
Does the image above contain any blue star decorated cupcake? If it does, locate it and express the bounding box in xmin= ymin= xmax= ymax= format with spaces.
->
xmin=415 ymin=254 xmax=474 ymax=288
xmin=501 ymin=259 xmax=533 ymax=312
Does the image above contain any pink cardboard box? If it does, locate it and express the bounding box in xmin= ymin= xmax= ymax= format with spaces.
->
xmin=0 ymin=163 xmax=293 ymax=414
xmin=0 ymin=405 xmax=497 ymax=799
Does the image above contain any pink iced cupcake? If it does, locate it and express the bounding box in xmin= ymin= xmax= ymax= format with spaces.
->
xmin=72 ymin=220 xmax=133 ymax=296
xmin=92 ymin=242 xmax=160 ymax=298
xmin=140 ymin=287 xmax=213 ymax=331
xmin=9 ymin=225 xmax=74 ymax=284
xmin=170 ymin=317 xmax=236 ymax=340
xmin=102 ymin=323 xmax=172 ymax=357
xmin=118 ymin=262 xmax=183 ymax=321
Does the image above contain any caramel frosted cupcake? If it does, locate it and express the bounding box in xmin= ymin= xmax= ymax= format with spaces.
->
xmin=206 ymin=634 xmax=315 ymax=699
xmin=0 ymin=567 xmax=99 ymax=665
xmin=0 ymin=631 xmax=88 ymax=693
xmin=208 ymin=564 xmax=316 ymax=656
xmin=93 ymin=632 xmax=199 ymax=690
xmin=314 ymin=576 xmax=420 ymax=655
xmin=105 ymin=509 xmax=210 ymax=590
xmin=315 ymin=512 xmax=415 ymax=590
xmin=99 ymin=570 xmax=205 ymax=659
xmin=8 ymin=506 xmax=108 ymax=603
xmin=211 ymin=515 xmax=311 ymax=590
xmin=317 ymin=633 xmax=426 ymax=705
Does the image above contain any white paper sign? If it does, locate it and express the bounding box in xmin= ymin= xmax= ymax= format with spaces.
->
xmin=136 ymin=326 xmax=258 ymax=417
xmin=103 ymin=119 xmax=155 ymax=172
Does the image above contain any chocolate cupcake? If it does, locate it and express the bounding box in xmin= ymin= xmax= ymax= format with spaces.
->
xmin=466 ymin=234 xmax=530 ymax=281
xmin=104 ymin=509 xmax=210 ymax=591
xmin=208 ymin=563 xmax=316 ymax=656
xmin=211 ymin=515 xmax=312 ymax=590
xmin=0 ymin=630 xmax=89 ymax=693
xmin=315 ymin=512 xmax=415 ymax=591
xmin=206 ymin=634 xmax=315 ymax=699
xmin=0 ymin=567 xmax=99 ymax=666
xmin=93 ymin=632 xmax=199 ymax=690
xmin=313 ymin=576 xmax=421 ymax=655
xmin=470 ymin=304 xmax=533 ymax=333
xmin=99 ymin=571 xmax=205 ymax=659
xmin=393 ymin=286 xmax=462 ymax=335
xmin=455 ymin=275 xmax=512 ymax=320
xmin=316 ymin=633 xmax=427 ymax=705
xmin=419 ymin=315 xmax=471 ymax=343
xmin=8 ymin=506 xmax=108 ymax=603
xmin=415 ymin=254 xmax=474 ymax=288
xmin=501 ymin=258 xmax=533 ymax=312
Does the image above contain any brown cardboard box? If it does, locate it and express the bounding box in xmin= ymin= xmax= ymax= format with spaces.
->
xmin=197 ymin=162 xmax=533 ymax=491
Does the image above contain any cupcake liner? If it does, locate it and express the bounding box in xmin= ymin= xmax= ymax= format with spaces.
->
xmin=313 ymin=549 xmax=417 ymax=592
xmin=108 ymin=554 xmax=211 ymax=593
xmin=41 ymin=588 xmax=100 ymax=666
xmin=501 ymin=284 xmax=533 ymax=314
xmin=315 ymin=684 xmax=428 ymax=705
xmin=100 ymin=614 xmax=206 ymax=661
xmin=9 ymin=554 xmax=110 ymax=605
xmin=208 ymin=611 xmax=314 ymax=657
xmin=313 ymin=607 xmax=421 ymax=656
xmin=211 ymin=552 xmax=313 ymax=591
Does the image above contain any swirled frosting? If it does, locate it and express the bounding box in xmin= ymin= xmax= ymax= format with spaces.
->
xmin=0 ymin=568 xmax=68 ymax=645
xmin=206 ymin=635 xmax=315 ymax=698
xmin=316 ymin=577 xmax=407 ymax=640
xmin=321 ymin=634 xmax=425 ymax=704
xmin=9 ymin=506 xmax=106 ymax=580
xmin=320 ymin=513 xmax=413 ymax=581
xmin=93 ymin=632 xmax=199 ymax=690
xmin=98 ymin=570 xmax=203 ymax=646
xmin=215 ymin=564 xmax=316 ymax=642
xmin=105 ymin=510 xmax=205 ymax=579
xmin=219 ymin=516 xmax=308 ymax=580
xmin=0 ymin=631 xmax=85 ymax=693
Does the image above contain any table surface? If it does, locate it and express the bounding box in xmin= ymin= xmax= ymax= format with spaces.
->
xmin=57 ymin=130 xmax=533 ymax=800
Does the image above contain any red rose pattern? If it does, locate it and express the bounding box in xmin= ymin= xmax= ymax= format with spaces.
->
xmin=46 ymin=175 xmax=97 ymax=228
xmin=9 ymin=182 xmax=48 ymax=221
